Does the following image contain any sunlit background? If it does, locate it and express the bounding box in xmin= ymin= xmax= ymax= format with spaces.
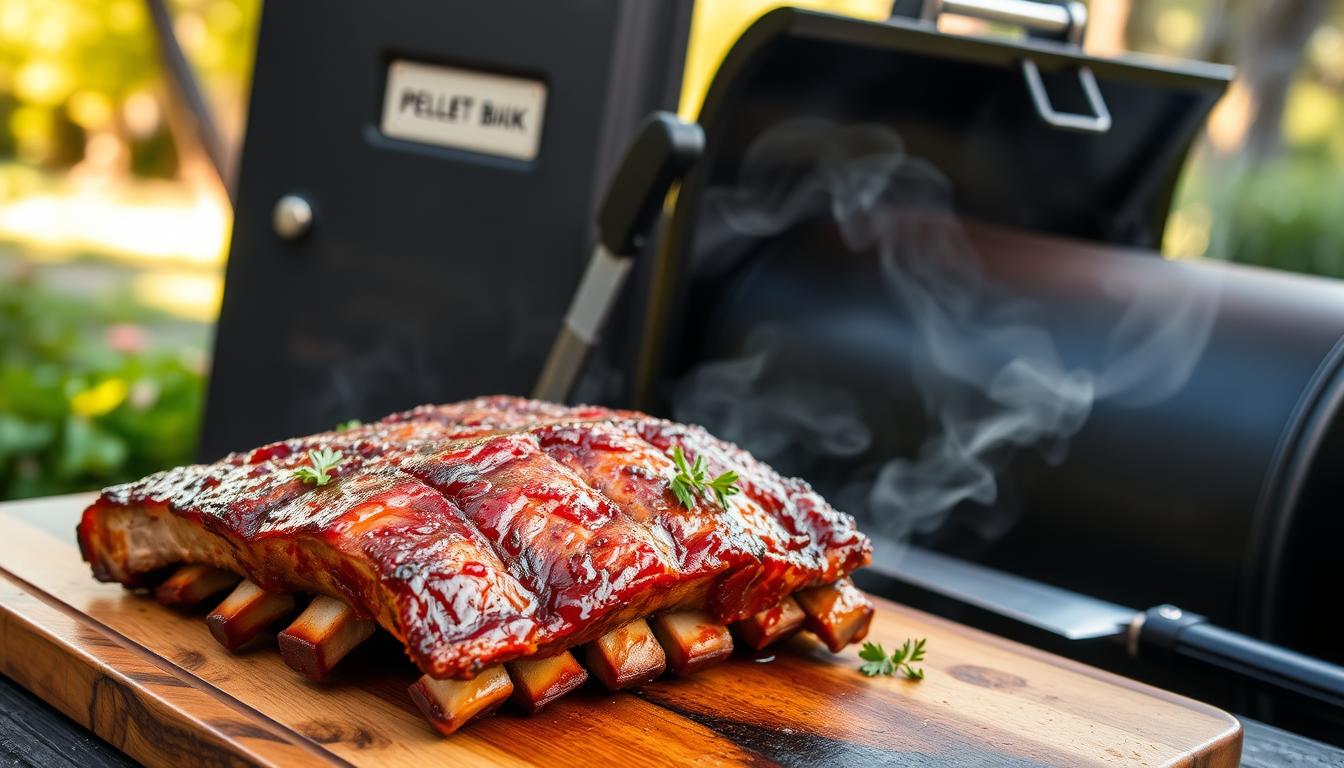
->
xmin=2 ymin=0 xmax=1343 ymax=499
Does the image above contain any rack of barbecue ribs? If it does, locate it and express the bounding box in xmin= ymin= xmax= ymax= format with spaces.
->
xmin=78 ymin=396 xmax=874 ymax=736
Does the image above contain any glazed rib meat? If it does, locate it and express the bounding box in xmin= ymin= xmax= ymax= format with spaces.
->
xmin=78 ymin=396 xmax=872 ymax=680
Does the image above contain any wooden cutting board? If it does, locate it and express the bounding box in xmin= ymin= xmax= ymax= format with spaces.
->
xmin=0 ymin=494 xmax=1241 ymax=767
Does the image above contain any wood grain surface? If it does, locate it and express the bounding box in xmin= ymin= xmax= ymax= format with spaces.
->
xmin=0 ymin=494 xmax=1242 ymax=767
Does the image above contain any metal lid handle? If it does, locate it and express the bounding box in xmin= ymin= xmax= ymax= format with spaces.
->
xmin=921 ymin=0 xmax=1088 ymax=45
xmin=1021 ymin=59 xmax=1113 ymax=134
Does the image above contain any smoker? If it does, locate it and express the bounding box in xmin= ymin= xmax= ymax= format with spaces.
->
xmin=205 ymin=0 xmax=1344 ymax=744
xmin=616 ymin=4 xmax=1344 ymax=739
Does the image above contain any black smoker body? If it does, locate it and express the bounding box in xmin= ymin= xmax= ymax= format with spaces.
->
xmin=631 ymin=9 xmax=1344 ymax=692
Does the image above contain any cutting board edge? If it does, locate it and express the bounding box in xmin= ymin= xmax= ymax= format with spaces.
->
xmin=0 ymin=564 xmax=340 ymax=768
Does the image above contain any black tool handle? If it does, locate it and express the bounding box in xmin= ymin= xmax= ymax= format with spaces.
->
xmin=1140 ymin=605 xmax=1344 ymax=708
xmin=596 ymin=111 xmax=704 ymax=256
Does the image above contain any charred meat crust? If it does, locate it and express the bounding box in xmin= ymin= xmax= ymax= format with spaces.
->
xmin=78 ymin=396 xmax=872 ymax=679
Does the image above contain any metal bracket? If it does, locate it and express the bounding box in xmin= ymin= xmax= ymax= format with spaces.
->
xmin=1020 ymin=59 xmax=1113 ymax=133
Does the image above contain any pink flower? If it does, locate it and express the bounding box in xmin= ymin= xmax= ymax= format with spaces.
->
xmin=105 ymin=323 xmax=147 ymax=354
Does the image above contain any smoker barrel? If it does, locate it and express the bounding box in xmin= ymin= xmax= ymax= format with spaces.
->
xmin=618 ymin=2 xmax=1339 ymax=743
xmin=685 ymin=221 xmax=1344 ymax=665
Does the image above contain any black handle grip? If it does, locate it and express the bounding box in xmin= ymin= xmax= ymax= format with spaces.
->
xmin=1140 ymin=605 xmax=1344 ymax=708
xmin=596 ymin=111 xmax=704 ymax=256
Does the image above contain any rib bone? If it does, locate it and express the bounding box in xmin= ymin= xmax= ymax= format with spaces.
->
xmin=505 ymin=650 xmax=588 ymax=713
xmin=731 ymin=596 xmax=806 ymax=651
xmin=206 ymin=579 xmax=295 ymax=651
xmin=409 ymin=667 xmax=513 ymax=736
xmin=277 ymin=596 xmax=375 ymax=680
xmin=793 ymin=578 xmax=874 ymax=653
xmin=154 ymin=564 xmax=241 ymax=607
xmin=584 ymin=619 xmax=666 ymax=690
xmin=649 ymin=610 xmax=733 ymax=676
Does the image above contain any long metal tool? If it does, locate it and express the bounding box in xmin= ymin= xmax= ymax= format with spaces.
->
xmin=145 ymin=0 xmax=233 ymax=199
xmin=869 ymin=540 xmax=1344 ymax=709
xmin=533 ymin=112 xmax=703 ymax=403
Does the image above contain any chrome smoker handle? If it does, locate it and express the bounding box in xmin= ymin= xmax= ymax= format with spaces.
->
xmin=922 ymin=0 xmax=1083 ymax=42
xmin=918 ymin=0 xmax=1113 ymax=134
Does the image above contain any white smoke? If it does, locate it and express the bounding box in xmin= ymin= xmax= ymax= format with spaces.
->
xmin=677 ymin=118 xmax=1219 ymax=542
xmin=674 ymin=327 xmax=872 ymax=462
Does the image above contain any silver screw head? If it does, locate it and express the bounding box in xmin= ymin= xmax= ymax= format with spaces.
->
xmin=273 ymin=195 xmax=313 ymax=240
xmin=1156 ymin=604 xmax=1183 ymax=621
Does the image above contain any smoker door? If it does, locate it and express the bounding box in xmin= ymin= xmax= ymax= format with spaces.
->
xmin=202 ymin=0 xmax=690 ymax=458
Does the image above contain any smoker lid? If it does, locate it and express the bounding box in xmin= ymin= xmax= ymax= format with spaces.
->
xmin=679 ymin=7 xmax=1231 ymax=249
xmin=631 ymin=6 xmax=1231 ymax=405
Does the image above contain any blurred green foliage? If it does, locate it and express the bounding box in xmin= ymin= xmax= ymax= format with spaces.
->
xmin=1209 ymin=161 xmax=1344 ymax=279
xmin=0 ymin=275 xmax=204 ymax=499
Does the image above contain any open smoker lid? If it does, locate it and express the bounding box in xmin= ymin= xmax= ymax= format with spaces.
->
xmin=678 ymin=6 xmax=1230 ymax=247
xmin=631 ymin=5 xmax=1232 ymax=402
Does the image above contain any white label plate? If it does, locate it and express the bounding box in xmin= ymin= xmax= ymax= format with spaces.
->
xmin=380 ymin=60 xmax=546 ymax=161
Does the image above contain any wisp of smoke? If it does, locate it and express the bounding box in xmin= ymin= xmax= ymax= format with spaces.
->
xmin=674 ymin=327 xmax=873 ymax=463
xmin=677 ymin=118 xmax=1219 ymax=543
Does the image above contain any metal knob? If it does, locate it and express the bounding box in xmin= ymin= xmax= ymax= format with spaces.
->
xmin=272 ymin=195 xmax=313 ymax=240
xmin=1156 ymin=604 xmax=1184 ymax=621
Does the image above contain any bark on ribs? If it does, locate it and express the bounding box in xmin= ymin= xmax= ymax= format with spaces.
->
xmin=78 ymin=396 xmax=872 ymax=685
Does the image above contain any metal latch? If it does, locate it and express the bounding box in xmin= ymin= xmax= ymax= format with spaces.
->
xmin=917 ymin=0 xmax=1112 ymax=134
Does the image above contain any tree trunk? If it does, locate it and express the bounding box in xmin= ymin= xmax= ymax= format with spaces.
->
xmin=1085 ymin=0 xmax=1132 ymax=57
xmin=1236 ymin=0 xmax=1328 ymax=165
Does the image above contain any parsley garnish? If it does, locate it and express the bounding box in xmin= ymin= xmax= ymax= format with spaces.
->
xmin=292 ymin=448 xmax=344 ymax=486
xmin=858 ymin=641 xmax=896 ymax=677
xmin=858 ymin=638 xmax=927 ymax=680
xmin=335 ymin=419 xmax=362 ymax=432
xmin=669 ymin=445 xmax=740 ymax=510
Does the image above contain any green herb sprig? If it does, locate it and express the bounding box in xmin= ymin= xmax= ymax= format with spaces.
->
xmin=292 ymin=447 xmax=344 ymax=487
xmin=669 ymin=445 xmax=740 ymax=510
xmin=334 ymin=419 xmax=362 ymax=432
xmin=858 ymin=638 xmax=927 ymax=680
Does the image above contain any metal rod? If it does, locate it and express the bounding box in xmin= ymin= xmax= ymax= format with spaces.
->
xmin=939 ymin=0 xmax=1071 ymax=34
xmin=145 ymin=0 xmax=233 ymax=201
xmin=532 ymin=244 xmax=632 ymax=402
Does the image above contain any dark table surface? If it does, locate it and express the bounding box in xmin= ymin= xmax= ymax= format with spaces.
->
xmin=0 ymin=672 xmax=1337 ymax=767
